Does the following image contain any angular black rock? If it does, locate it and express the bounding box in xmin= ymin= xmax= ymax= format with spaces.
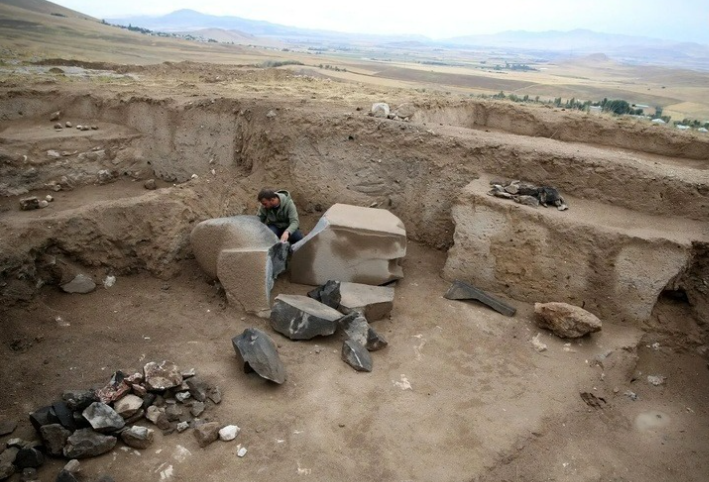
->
xmin=341 ymin=340 xmax=373 ymax=372
xmin=307 ymin=280 xmax=342 ymax=309
xmin=56 ymin=469 xmax=80 ymax=482
xmin=270 ymin=294 xmax=342 ymax=340
xmin=52 ymin=401 xmax=76 ymax=431
xmin=29 ymin=406 xmax=53 ymax=431
xmin=232 ymin=328 xmax=287 ymax=384
xmin=444 ymin=280 xmax=517 ymax=317
xmin=186 ymin=378 xmax=208 ymax=402
xmin=339 ymin=312 xmax=368 ymax=346
xmin=14 ymin=448 xmax=44 ymax=469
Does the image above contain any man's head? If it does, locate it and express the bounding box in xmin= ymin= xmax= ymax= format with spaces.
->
xmin=258 ymin=189 xmax=280 ymax=209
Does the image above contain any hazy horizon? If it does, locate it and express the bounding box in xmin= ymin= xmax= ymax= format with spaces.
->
xmin=50 ymin=0 xmax=709 ymax=44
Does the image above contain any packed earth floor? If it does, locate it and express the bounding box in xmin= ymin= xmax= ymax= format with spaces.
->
xmin=1 ymin=62 xmax=708 ymax=482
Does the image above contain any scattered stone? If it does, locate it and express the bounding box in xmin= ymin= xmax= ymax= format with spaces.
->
xmin=145 ymin=407 xmax=170 ymax=430
xmin=176 ymin=421 xmax=189 ymax=433
xmin=63 ymin=429 xmax=117 ymax=459
xmin=341 ymin=339 xmax=373 ymax=372
xmin=181 ymin=368 xmax=196 ymax=379
xmin=14 ymin=448 xmax=44 ymax=469
xmin=175 ymin=392 xmax=191 ymax=403
xmin=190 ymin=402 xmax=205 ymax=418
xmin=144 ymin=179 xmax=157 ymax=190
xmin=40 ymin=424 xmax=71 ymax=456
xmin=62 ymin=390 xmax=97 ymax=411
xmin=76 ymin=125 xmax=83 ymax=130
xmin=340 ymin=312 xmax=369 ymax=346
xmin=531 ymin=333 xmax=548 ymax=352
xmin=266 ymin=110 xmax=277 ymax=118
xmin=45 ymin=195 xmax=54 ymax=202
xmin=21 ymin=468 xmax=38 ymax=482
xmin=29 ymin=406 xmax=53 ymax=431
xmin=270 ymin=294 xmax=343 ymax=340
xmin=647 ymin=375 xmax=666 ymax=386
xmin=237 ymin=446 xmax=247 ymax=457
xmin=307 ymin=280 xmax=341 ymax=309
xmin=186 ymin=378 xmax=208 ymax=402
xmin=125 ymin=409 xmax=145 ymax=425
xmin=144 ymin=361 xmax=183 ymax=391
xmin=114 ymin=395 xmax=143 ymax=419
xmin=394 ymin=103 xmax=416 ymax=119
xmin=102 ymin=275 xmax=116 ymax=289
xmin=0 ymin=449 xmax=17 ymax=479
xmin=49 ymin=111 xmax=61 ymax=121
xmin=624 ymin=391 xmax=639 ymax=401
xmin=371 ymin=102 xmax=390 ymax=118
xmin=39 ymin=200 xmax=49 ymax=208
xmin=366 ymin=326 xmax=388 ymax=351
xmin=56 ymin=469 xmax=80 ymax=482
xmin=54 ymin=123 xmax=63 ymax=129
xmin=65 ymin=122 xmax=72 ymax=128
xmin=534 ymin=302 xmax=602 ymax=338
xmin=82 ymin=402 xmax=125 ymax=433
xmin=50 ymin=401 xmax=75 ymax=430
xmin=60 ymin=274 xmax=96 ymax=294
xmin=194 ymin=422 xmax=220 ymax=448
xmin=120 ymin=426 xmax=154 ymax=449
xmin=208 ymin=387 xmax=222 ymax=404
xmin=0 ymin=421 xmax=17 ymax=436
xmin=63 ymin=460 xmax=80 ymax=474
xmin=219 ymin=425 xmax=240 ymax=441
xmin=232 ymin=328 xmax=287 ymax=384
xmin=96 ymin=169 xmax=116 ymax=185
xmin=91 ymin=125 xmax=98 ymax=130
xmin=19 ymin=197 xmax=40 ymax=211
xmin=165 ymin=404 xmax=183 ymax=422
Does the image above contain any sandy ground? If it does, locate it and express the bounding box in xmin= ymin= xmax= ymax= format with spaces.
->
xmin=2 ymin=237 xmax=709 ymax=482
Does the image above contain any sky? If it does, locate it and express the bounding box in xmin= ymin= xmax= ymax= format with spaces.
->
xmin=50 ymin=0 xmax=709 ymax=43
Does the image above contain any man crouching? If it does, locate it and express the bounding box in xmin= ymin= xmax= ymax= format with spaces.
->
xmin=257 ymin=188 xmax=304 ymax=244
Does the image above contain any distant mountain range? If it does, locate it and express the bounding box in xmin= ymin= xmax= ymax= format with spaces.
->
xmin=108 ymin=9 xmax=709 ymax=70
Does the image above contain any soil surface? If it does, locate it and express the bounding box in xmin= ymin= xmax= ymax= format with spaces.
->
xmin=1 ymin=63 xmax=708 ymax=482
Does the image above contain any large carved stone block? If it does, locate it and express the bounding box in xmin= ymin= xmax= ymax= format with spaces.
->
xmin=190 ymin=216 xmax=288 ymax=315
xmin=290 ymin=204 xmax=407 ymax=286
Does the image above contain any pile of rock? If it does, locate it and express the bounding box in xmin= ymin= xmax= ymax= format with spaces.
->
xmin=488 ymin=179 xmax=569 ymax=211
xmin=0 ymin=361 xmax=235 ymax=482
xmin=232 ymin=280 xmax=394 ymax=377
xmin=49 ymin=111 xmax=99 ymax=131
xmin=19 ymin=195 xmax=53 ymax=211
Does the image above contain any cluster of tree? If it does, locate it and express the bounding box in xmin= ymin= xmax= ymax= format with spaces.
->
xmin=489 ymin=62 xmax=537 ymax=71
xmin=101 ymin=20 xmax=179 ymax=38
xmin=318 ymin=64 xmax=347 ymax=72
xmin=419 ymin=60 xmax=464 ymax=67
xmin=260 ymin=60 xmax=304 ymax=68
xmin=674 ymin=118 xmax=709 ymax=129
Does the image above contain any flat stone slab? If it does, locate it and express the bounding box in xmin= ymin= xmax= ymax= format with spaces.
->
xmin=339 ymin=282 xmax=395 ymax=321
xmin=61 ymin=274 xmax=96 ymax=294
xmin=270 ymin=294 xmax=343 ymax=340
xmin=290 ymin=204 xmax=407 ymax=286
xmin=232 ymin=328 xmax=287 ymax=384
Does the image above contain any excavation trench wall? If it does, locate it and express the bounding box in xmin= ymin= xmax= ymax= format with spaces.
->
xmin=0 ymin=92 xmax=707 ymax=337
xmin=412 ymin=100 xmax=709 ymax=161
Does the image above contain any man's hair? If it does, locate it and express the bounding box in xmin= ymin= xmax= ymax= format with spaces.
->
xmin=257 ymin=189 xmax=279 ymax=201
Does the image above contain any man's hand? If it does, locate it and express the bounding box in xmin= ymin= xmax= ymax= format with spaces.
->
xmin=280 ymin=231 xmax=290 ymax=243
